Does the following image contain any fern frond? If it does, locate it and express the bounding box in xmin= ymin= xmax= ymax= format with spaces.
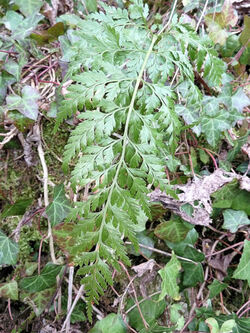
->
xmin=57 ymin=1 xmax=237 ymax=320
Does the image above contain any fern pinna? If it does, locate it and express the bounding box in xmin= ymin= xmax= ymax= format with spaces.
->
xmin=56 ymin=0 xmax=240 ymax=319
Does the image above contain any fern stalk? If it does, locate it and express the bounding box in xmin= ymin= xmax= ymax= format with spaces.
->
xmin=56 ymin=0 xmax=241 ymax=320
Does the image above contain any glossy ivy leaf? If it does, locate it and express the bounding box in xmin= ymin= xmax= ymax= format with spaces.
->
xmin=212 ymin=179 xmax=239 ymax=209
xmin=0 ymin=10 xmax=23 ymax=31
xmin=233 ymin=240 xmax=250 ymax=286
xmin=208 ymin=280 xmax=228 ymax=299
xmin=182 ymin=262 xmax=204 ymax=287
xmin=0 ymin=280 xmax=18 ymax=300
xmin=170 ymin=304 xmax=185 ymax=331
xmin=206 ymin=318 xmax=236 ymax=333
xmin=201 ymin=112 xmax=233 ymax=147
xmin=1 ymin=198 xmax=32 ymax=218
xmin=89 ymin=313 xmax=126 ymax=333
xmin=231 ymin=88 xmax=250 ymax=113
xmin=3 ymin=59 xmax=21 ymax=81
xmin=13 ymin=0 xmax=43 ymax=17
xmin=127 ymin=231 xmax=154 ymax=257
xmin=231 ymin=190 xmax=250 ymax=215
xmin=19 ymin=263 xmax=62 ymax=292
xmin=227 ymin=132 xmax=249 ymax=162
xmin=6 ymin=86 xmax=40 ymax=120
xmin=154 ymin=215 xmax=192 ymax=243
xmin=205 ymin=0 xmax=238 ymax=45
xmin=240 ymin=15 xmax=250 ymax=46
xmin=222 ymin=209 xmax=250 ymax=233
xmin=46 ymin=184 xmax=71 ymax=226
xmin=12 ymin=13 xmax=44 ymax=40
xmin=21 ymin=287 xmax=56 ymax=316
xmin=30 ymin=22 xmax=65 ymax=45
xmin=158 ymin=252 xmax=181 ymax=301
xmin=126 ymin=296 xmax=166 ymax=332
xmin=220 ymin=35 xmax=241 ymax=58
xmin=0 ymin=230 xmax=19 ymax=265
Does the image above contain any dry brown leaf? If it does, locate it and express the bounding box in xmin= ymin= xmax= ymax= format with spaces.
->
xmin=149 ymin=169 xmax=250 ymax=226
xmin=132 ymin=259 xmax=156 ymax=277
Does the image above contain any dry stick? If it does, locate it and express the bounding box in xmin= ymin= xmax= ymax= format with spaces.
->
xmin=125 ymin=291 xmax=161 ymax=314
xmin=125 ymin=242 xmax=197 ymax=264
xmin=205 ymin=241 xmax=244 ymax=258
xmin=119 ymin=275 xmax=139 ymax=333
xmin=66 ymin=266 xmax=74 ymax=333
xmin=37 ymin=123 xmax=63 ymax=314
xmin=60 ymin=285 xmax=84 ymax=333
xmin=238 ymin=307 xmax=250 ymax=318
xmin=236 ymin=299 xmax=250 ymax=316
xmin=21 ymin=53 xmax=53 ymax=79
xmin=36 ymin=123 xmax=57 ymax=264
xmin=180 ymin=266 xmax=209 ymax=333
xmin=64 ymin=277 xmax=104 ymax=319
xmin=119 ymin=261 xmax=149 ymax=330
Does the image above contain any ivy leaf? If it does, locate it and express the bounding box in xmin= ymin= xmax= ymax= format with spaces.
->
xmin=182 ymin=262 xmax=204 ymax=287
xmin=158 ymin=252 xmax=181 ymax=301
xmin=126 ymin=296 xmax=166 ymax=332
xmin=154 ymin=216 xmax=192 ymax=243
xmin=13 ymin=0 xmax=43 ymax=17
xmin=0 ymin=281 xmax=18 ymax=300
xmin=12 ymin=13 xmax=44 ymax=40
xmin=201 ymin=112 xmax=232 ymax=147
xmin=6 ymin=86 xmax=40 ymax=120
xmin=240 ymin=15 xmax=250 ymax=46
xmin=1 ymin=199 xmax=33 ymax=218
xmin=233 ymin=240 xmax=250 ymax=286
xmin=231 ymin=88 xmax=250 ymax=113
xmin=0 ymin=230 xmax=19 ymax=265
xmin=1 ymin=10 xmax=23 ymax=31
xmin=3 ymin=59 xmax=21 ymax=81
xmin=205 ymin=0 xmax=238 ymax=45
xmin=21 ymin=288 xmax=56 ymax=316
xmin=89 ymin=313 xmax=126 ymax=333
xmin=231 ymin=190 xmax=250 ymax=215
xmin=19 ymin=263 xmax=62 ymax=292
xmin=222 ymin=209 xmax=250 ymax=233
xmin=208 ymin=280 xmax=228 ymax=299
xmin=46 ymin=184 xmax=71 ymax=227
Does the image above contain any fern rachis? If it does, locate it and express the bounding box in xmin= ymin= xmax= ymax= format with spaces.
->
xmin=56 ymin=0 xmax=242 ymax=320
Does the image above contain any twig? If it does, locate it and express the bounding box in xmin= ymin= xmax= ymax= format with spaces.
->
xmin=7 ymin=299 xmax=13 ymax=321
xmin=119 ymin=274 xmax=139 ymax=333
xmin=119 ymin=261 xmax=149 ymax=330
xmin=38 ymin=235 xmax=46 ymax=275
xmin=36 ymin=123 xmax=57 ymax=264
xmin=0 ymin=49 xmax=18 ymax=55
xmin=125 ymin=291 xmax=161 ymax=314
xmin=66 ymin=266 xmax=74 ymax=333
xmin=205 ymin=241 xmax=244 ymax=258
xmin=0 ymin=126 xmax=18 ymax=150
xmin=45 ymin=265 xmax=68 ymax=313
xmin=64 ymin=277 xmax=104 ymax=319
xmin=236 ymin=299 xmax=250 ymax=316
xmin=125 ymin=242 xmax=197 ymax=264
xmin=195 ymin=0 xmax=209 ymax=32
xmin=21 ymin=53 xmax=53 ymax=79
xmin=60 ymin=285 xmax=84 ymax=332
xmin=238 ymin=307 xmax=250 ymax=318
xmin=158 ymin=0 xmax=178 ymax=35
